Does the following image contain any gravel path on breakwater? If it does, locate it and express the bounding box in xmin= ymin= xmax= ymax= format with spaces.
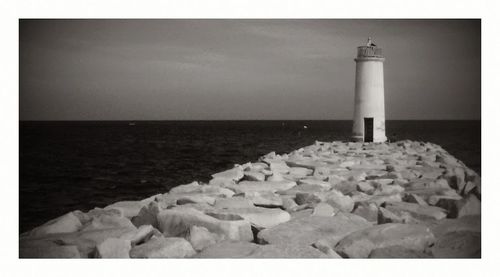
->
xmin=20 ymin=140 xmax=481 ymax=258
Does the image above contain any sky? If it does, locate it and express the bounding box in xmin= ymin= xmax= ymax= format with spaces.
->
xmin=19 ymin=19 xmax=481 ymax=120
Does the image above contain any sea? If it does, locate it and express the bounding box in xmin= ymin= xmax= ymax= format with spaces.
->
xmin=19 ymin=120 xmax=481 ymax=233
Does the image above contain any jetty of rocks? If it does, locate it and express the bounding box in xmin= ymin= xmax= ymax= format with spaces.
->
xmin=20 ymin=140 xmax=481 ymax=258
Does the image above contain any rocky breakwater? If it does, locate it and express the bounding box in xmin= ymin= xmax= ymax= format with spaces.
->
xmin=20 ymin=140 xmax=481 ymax=258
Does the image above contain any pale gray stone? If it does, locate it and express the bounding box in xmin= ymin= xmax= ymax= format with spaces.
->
xmin=187 ymin=226 xmax=218 ymax=251
xmin=335 ymin=223 xmax=435 ymax=258
xmin=257 ymin=212 xmax=371 ymax=246
xmin=130 ymin=236 xmax=195 ymax=258
xmin=96 ymin=238 xmax=131 ymax=258
xmin=29 ymin=212 xmax=82 ymax=238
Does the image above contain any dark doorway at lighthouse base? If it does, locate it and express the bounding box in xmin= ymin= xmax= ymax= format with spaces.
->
xmin=364 ymin=117 xmax=374 ymax=142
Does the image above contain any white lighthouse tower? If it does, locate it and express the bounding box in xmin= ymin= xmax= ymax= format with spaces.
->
xmin=352 ymin=37 xmax=387 ymax=143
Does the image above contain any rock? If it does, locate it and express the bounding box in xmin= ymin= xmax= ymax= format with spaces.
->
xmin=176 ymin=194 xmax=217 ymax=205
xmin=332 ymin=180 xmax=358 ymax=195
xmin=169 ymin=181 xmax=202 ymax=194
xmin=357 ymin=181 xmax=375 ymax=194
xmin=368 ymin=245 xmax=432 ymax=258
xmin=214 ymin=197 xmax=254 ymax=209
xmin=357 ymin=194 xmax=403 ymax=206
xmin=267 ymin=160 xmax=290 ymax=174
xmin=279 ymin=184 xmax=327 ymax=196
xmin=352 ymin=202 xmax=378 ymax=223
xmin=444 ymin=166 xmax=466 ymax=192
xmin=82 ymin=208 xmax=124 ymax=223
xmin=157 ymin=207 xmax=253 ymax=241
xmin=132 ymin=201 xmax=161 ymax=228
xmin=120 ymin=225 xmax=160 ymax=246
xmin=326 ymin=175 xmax=345 ymax=186
xmin=211 ymin=166 xmax=244 ymax=182
xmin=266 ymin=172 xmax=285 ymax=181
xmin=130 ymin=236 xmax=195 ymax=258
xmin=290 ymin=209 xmax=313 ymax=219
xmin=335 ymin=223 xmax=435 ymax=258
xmin=324 ymin=190 xmax=354 ymax=212
xmin=247 ymin=162 xmax=268 ymax=171
xmin=257 ymin=212 xmax=371 ymax=247
xmin=228 ymin=180 xmax=296 ymax=193
xmin=53 ymin=226 xmax=139 ymax=257
xmin=416 ymin=166 xmax=445 ymax=179
xmin=312 ymin=203 xmax=336 ymax=217
xmin=373 ymin=183 xmax=404 ymax=196
xmin=405 ymin=178 xmax=451 ymax=191
xmin=195 ymin=241 xmax=259 ymax=258
xmin=286 ymin=159 xmax=325 ymax=170
xmin=244 ymin=170 xmax=266 ymax=182
xmin=96 ymin=238 xmax=131 ymax=258
xmin=430 ymin=216 xmax=481 ymax=258
xmin=20 ymin=242 xmax=81 ymax=258
xmin=298 ymin=178 xmax=332 ymax=190
xmin=431 ymin=215 xmax=481 ymax=239
xmin=457 ymin=194 xmax=481 ymax=218
xmin=104 ymin=200 xmax=151 ymax=218
xmin=403 ymin=193 xmax=428 ymax=206
xmin=281 ymin=196 xmax=299 ymax=211
xmin=80 ymin=214 xmax=135 ymax=232
xmin=29 ymin=212 xmax=82 ymax=238
xmin=383 ymin=201 xmax=447 ymax=221
xmin=207 ymin=207 xmax=291 ymax=229
xmin=289 ymin=167 xmax=313 ymax=177
xmin=295 ymin=191 xmax=322 ymax=205
xmin=244 ymin=191 xmax=283 ymax=207
xmin=187 ymin=226 xmax=218 ymax=251
xmin=247 ymin=244 xmax=329 ymax=258
xmin=312 ymin=240 xmax=343 ymax=258
xmin=431 ymin=231 xmax=480 ymax=258
xmin=377 ymin=207 xmax=416 ymax=224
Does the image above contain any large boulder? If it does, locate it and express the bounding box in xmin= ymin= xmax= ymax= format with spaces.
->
xmin=132 ymin=201 xmax=161 ymax=228
xmin=214 ymin=197 xmax=254 ymax=209
xmin=227 ymin=180 xmax=296 ymax=194
xmin=20 ymin=239 xmax=81 ymax=258
xmin=156 ymin=207 xmax=253 ymax=241
xmin=28 ymin=212 xmax=82 ymax=238
xmin=206 ymin=207 xmax=291 ymax=229
xmin=335 ymin=223 xmax=435 ymax=258
xmin=368 ymin=245 xmax=432 ymax=258
xmin=130 ymin=236 xmax=195 ymax=258
xmin=431 ymin=231 xmax=480 ymax=258
xmin=247 ymin=244 xmax=329 ymax=258
xmin=352 ymin=202 xmax=378 ymax=223
xmin=211 ymin=166 xmax=244 ymax=182
xmin=382 ymin=201 xmax=447 ymax=221
xmin=80 ymin=214 xmax=135 ymax=232
xmin=243 ymin=170 xmax=266 ymax=182
xmin=312 ymin=203 xmax=336 ymax=217
xmin=257 ymin=212 xmax=371 ymax=247
xmin=187 ymin=225 xmax=218 ymax=251
xmin=429 ymin=215 xmax=481 ymax=258
xmin=243 ymin=191 xmax=283 ymax=207
xmin=104 ymin=197 xmax=155 ymax=218
xmin=324 ymin=190 xmax=355 ymax=212
xmin=96 ymin=238 xmax=131 ymax=258
xmin=194 ymin=241 xmax=259 ymax=258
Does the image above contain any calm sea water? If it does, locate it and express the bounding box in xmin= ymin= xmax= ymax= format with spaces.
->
xmin=19 ymin=120 xmax=481 ymax=233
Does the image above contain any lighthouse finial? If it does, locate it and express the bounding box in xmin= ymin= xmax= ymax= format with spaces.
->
xmin=367 ymin=37 xmax=377 ymax=47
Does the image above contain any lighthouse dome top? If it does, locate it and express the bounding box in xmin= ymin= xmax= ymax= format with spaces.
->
xmin=356 ymin=37 xmax=383 ymax=58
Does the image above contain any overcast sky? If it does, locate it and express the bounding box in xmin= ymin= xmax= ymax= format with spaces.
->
xmin=19 ymin=19 xmax=480 ymax=120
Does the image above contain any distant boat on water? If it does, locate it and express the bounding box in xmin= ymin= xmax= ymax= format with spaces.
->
xmin=128 ymin=122 xmax=136 ymax=126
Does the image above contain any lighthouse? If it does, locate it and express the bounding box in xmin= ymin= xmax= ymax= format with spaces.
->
xmin=352 ymin=37 xmax=387 ymax=143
